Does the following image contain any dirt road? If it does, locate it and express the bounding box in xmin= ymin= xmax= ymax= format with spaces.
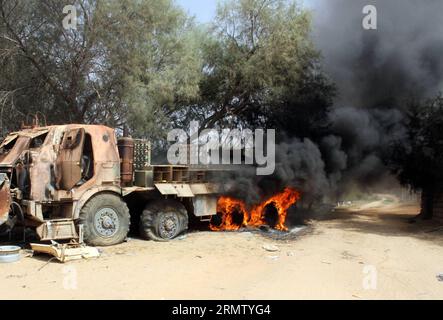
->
xmin=1 ymin=203 xmax=443 ymax=300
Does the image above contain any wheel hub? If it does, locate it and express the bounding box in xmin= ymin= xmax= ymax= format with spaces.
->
xmin=165 ymin=219 xmax=175 ymax=231
xmin=159 ymin=213 xmax=179 ymax=239
xmin=102 ymin=216 xmax=114 ymax=229
xmin=94 ymin=208 xmax=119 ymax=237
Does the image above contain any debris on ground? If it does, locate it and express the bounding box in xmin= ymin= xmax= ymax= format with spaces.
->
xmin=21 ymin=250 xmax=34 ymax=258
xmin=262 ymin=244 xmax=280 ymax=252
xmin=254 ymin=225 xmax=310 ymax=241
xmin=38 ymin=257 xmax=57 ymax=271
xmin=437 ymin=274 xmax=443 ymax=282
xmin=31 ymin=242 xmax=100 ymax=263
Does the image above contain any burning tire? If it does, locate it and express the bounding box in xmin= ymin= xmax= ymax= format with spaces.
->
xmin=139 ymin=200 xmax=188 ymax=241
xmin=78 ymin=193 xmax=130 ymax=247
xmin=262 ymin=203 xmax=280 ymax=229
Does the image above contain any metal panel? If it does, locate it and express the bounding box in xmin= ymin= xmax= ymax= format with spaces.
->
xmin=57 ymin=128 xmax=85 ymax=190
xmin=36 ymin=219 xmax=78 ymax=241
xmin=117 ymin=137 xmax=134 ymax=187
xmin=155 ymin=183 xmax=198 ymax=197
xmin=30 ymin=243 xmax=100 ymax=263
xmin=135 ymin=170 xmax=154 ymax=187
xmin=122 ymin=186 xmax=155 ymax=197
xmin=0 ymin=136 xmax=31 ymax=166
xmin=155 ymin=183 xmax=178 ymax=195
xmin=21 ymin=200 xmax=44 ymax=221
xmin=173 ymin=184 xmax=194 ymax=197
xmin=0 ymin=174 xmax=11 ymax=226
xmin=192 ymin=195 xmax=218 ymax=217
xmin=190 ymin=183 xmax=219 ymax=195
xmin=0 ymin=133 xmax=18 ymax=148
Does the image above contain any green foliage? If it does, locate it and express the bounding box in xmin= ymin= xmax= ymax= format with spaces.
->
xmin=175 ymin=0 xmax=330 ymax=134
xmin=0 ymin=0 xmax=202 ymax=139
xmin=96 ymin=0 xmax=203 ymax=138
xmin=389 ymin=95 xmax=443 ymax=190
xmin=174 ymin=0 xmax=334 ymax=137
xmin=0 ymin=0 xmax=333 ymax=143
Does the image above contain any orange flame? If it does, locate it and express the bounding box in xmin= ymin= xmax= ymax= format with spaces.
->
xmin=210 ymin=187 xmax=301 ymax=232
xmin=210 ymin=197 xmax=248 ymax=231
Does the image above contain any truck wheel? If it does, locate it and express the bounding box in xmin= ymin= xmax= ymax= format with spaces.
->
xmin=140 ymin=200 xmax=188 ymax=242
xmin=78 ymin=193 xmax=130 ymax=247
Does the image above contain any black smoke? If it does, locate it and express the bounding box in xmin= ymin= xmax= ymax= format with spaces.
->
xmin=308 ymin=0 xmax=443 ymax=198
xmin=311 ymin=0 xmax=443 ymax=108
xmin=217 ymin=0 xmax=443 ymax=206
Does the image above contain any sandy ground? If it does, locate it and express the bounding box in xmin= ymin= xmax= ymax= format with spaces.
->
xmin=1 ymin=202 xmax=443 ymax=300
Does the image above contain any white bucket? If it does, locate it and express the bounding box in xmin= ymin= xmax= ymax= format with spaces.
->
xmin=0 ymin=246 xmax=21 ymax=263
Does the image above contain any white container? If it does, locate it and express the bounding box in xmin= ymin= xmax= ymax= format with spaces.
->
xmin=0 ymin=246 xmax=21 ymax=263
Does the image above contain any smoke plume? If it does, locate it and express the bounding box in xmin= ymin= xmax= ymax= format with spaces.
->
xmin=309 ymin=0 xmax=443 ymax=197
xmin=221 ymin=0 xmax=443 ymax=205
xmin=311 ymin=0 xmax=443 ymax=107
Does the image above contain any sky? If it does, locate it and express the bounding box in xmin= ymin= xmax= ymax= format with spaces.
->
xmin=176 ymin=0 xmax=218 ymax=23
xmin=176 ymin=0 xmax=317 ymax=23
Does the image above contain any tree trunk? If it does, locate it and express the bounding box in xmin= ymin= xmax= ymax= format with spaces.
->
xmin=420 ymin=185 xmax=434 ymax=220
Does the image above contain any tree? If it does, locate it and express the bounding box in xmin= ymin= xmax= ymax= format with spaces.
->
xmin=389 ymin=95 xmax=443 ymax=219
xmin=1 ymin=0 xmax=333 ymax=145
xmin=0 ymin=0 xmax=201 ymax=139
xmin=173 ymin=0 xmax=326 ymax=134
xmin=257 ymin=61 xmax=335 ymax=140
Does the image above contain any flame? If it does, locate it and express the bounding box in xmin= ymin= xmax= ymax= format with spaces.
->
xmin=210 ymin=197 xmax=248 ymax=231
xmin=249 ymin=187 xmax=301 ymax=231
xmin=210 ymin=187 xmax=301 ymax=232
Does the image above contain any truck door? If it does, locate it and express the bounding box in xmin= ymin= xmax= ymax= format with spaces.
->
xmin=57 ymin=128 xmax=85 ymax=190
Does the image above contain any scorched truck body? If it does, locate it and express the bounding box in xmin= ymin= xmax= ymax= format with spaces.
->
xmin=0 ymin=124 xmax=218 ymax=246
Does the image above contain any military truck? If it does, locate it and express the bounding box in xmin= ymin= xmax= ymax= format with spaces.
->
xmin=0 ymin=124 xmax=218 ymax=246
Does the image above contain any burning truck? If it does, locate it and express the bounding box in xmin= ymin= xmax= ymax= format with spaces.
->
xmin=0 ymin=123 xmax=300 ymax=248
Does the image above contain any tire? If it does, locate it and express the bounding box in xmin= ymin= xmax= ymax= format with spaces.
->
xmin=140 ymin=199 xmax=188 ymax=242
xmin=78 ymin=193 xmax=130 ymax=247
